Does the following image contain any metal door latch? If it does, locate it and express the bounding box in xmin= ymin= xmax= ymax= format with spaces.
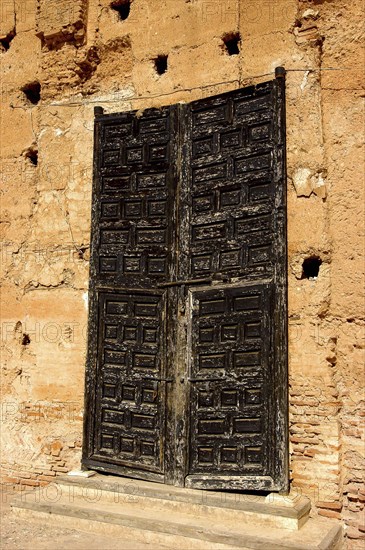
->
xmin=141 ymin=377 xmax=173 ymax=383
xmin=157 ymin=278 xmax=212 ymax=288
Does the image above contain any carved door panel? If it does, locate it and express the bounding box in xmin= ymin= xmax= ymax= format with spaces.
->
xmin=83 ymin=73 xmax=287 ymax=491
xmin=179 ymin=79 xmax=288 ymax=491
xmin=82 ymin=106 xmax=178 ymax=482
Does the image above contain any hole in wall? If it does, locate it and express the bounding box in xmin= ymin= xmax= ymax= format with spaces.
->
xmin=25 ymin=146 xmax=38 ymax=166
xmin=301 ymin=256 xmax=322 ymax=279
xmin=22 ymin=334 xmax=31 ymax=346
xmin=77 ymin=246 xmax=89 ymax=260
xmin=222 ymin=32 xmax=241 ymax=56
xmin=21 ymin=81 xmax=41 ymax=105
xmin=154 ymin=54 xmax=168 ymax=75
xmin=0 ymin=30 xmax=16 ymax=52
xmin=110 ymin=0 xmax=131 ymax=21
xmin=315 ymin=34 xmax=325 ymax=53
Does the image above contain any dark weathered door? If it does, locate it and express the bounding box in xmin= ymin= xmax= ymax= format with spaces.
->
xmin=82 ymin=105 xmax=178 ymax=483
xmin=83 ymin=71 xmax=288 ymax=492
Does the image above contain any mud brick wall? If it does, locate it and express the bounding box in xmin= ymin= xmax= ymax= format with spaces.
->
xmin=0 ymin=1 xmax=364 ymax=546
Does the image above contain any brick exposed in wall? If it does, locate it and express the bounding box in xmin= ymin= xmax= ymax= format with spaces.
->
xmin=36 ymin=0 xmax=88 ymax=47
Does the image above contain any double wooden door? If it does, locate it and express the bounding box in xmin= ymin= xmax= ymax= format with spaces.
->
xmin=83 ymin=73 xmax=288 ymax=492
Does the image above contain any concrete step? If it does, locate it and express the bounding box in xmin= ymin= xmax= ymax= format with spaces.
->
xmin=46 ymin=474 xmax=311 ymax=531
xmin=11 ymin=475 xmax=343 ymax=550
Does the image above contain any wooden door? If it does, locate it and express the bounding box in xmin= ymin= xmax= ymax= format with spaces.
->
xmin=82 ymin=105 xmax=178 ymax=483
xmin=83 ymin=70 xmax=288 ymax=492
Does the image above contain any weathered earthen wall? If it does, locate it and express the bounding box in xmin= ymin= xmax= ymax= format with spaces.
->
xmin=1 ymin=0 xmax=364 ymax=546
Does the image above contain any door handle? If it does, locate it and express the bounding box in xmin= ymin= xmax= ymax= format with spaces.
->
xmin=157 ymin=274 xmax=231 ymax=288
xmin=188 ymin=377 xmax=227 ymax=383
xmin=157 ymin=278 xmax=211 ymax=288
xmin=141 ymin=377 xmax=173 ymax=383
xmin=141 ymin=377 xmax=226 ymax=383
